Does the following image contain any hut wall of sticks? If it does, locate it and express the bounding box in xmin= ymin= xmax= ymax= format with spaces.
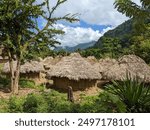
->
xmin=52 ymin=77 xmax=98 ymax=91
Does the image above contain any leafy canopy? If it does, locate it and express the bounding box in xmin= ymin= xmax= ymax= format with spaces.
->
xmin=0 ymin=0 xmax=78 ymax=59
xmin=114 ymin=0 xmax=150 ymax=32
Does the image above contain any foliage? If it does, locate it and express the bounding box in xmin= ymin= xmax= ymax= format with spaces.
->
xmin=77 ymin=93 xmax=126 ymax=113
xmin=107 ymin=76 xmax=150 ymax=112
xmin=8 ymin=96 xmax=25 ymax=113
xmin=19 ymin=79 xmax=35 ymax=88
xmin=23 ymin=93 xmax=48 ymax=113
xmin=42 ymin=90 xmax=73 ymax=113
xmin=23 ymin=90 xmax=73 ymax=113
xmin=79 ymin=48 xmax=102 ymax=59
xmin=93 ymin=19 xmax=150 ymax=63
xmin=0 ymin=0 xmax=78 ymax=94
xmin=0 ymin=99 xmax=9 ymax=113
xmin=0 ymin=75 xmax=10 ymax=89
xmin=114 ymin=0 xmax=150 ymax=32
xmin=100 ymin=37 xmax=123 ymax=58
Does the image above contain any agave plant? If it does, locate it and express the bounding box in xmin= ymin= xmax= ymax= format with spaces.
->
xmin=107 ymin=75 xmax=150 ymax=112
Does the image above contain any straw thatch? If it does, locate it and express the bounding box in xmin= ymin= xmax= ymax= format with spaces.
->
xmin=93 ymin=57 xmax=118 ymax=74
xmin=86 ymin=56 xmax=98 ymax=65
xmin=103 ymin=55 xmax=150 ymax=82
xmin=43 ymin=56 xmax=62 ymax=70
xmin=47 ymin=53 xmax=102 ymax=81
xmin=3 ymin=60 xmax=44 ymax=74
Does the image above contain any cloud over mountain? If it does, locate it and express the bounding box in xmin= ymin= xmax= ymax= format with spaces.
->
xmin=54 ymin=24 xmax=113 ymax=47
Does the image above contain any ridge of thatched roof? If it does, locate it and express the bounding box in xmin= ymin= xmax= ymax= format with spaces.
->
xmin=118 ymin=55 xmax=145 ymax=64
xmin=3 ymin=60 xmax=44 ymax=73
xmin=103 ymin=55 xmax=150 ymax=82
xmin=47 ymin=53 xmax=102 ymax=81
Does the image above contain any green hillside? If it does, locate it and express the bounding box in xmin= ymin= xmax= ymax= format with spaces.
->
xmin=94 ymin=19 xmax=133 ymax=48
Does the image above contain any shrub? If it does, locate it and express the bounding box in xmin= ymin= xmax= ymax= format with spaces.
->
xmin=77 ymin=93 xmax=126 ymax=113
xmin=19 ymin=79 xmax=35 ymax=88
xmin=8 ymin=96 xmax=25 ymax=113
xmin=95 ymin=92 xmax=126 ymax=113
xmin=0 ymin=99 xmax=9 ymax=113
xmin=42 ymin=90 xmax=72 ymax=113
xmin=23 ymin=93 xmax=48 ymax=113
xmin=0 ymin=75 xmax=10 ymax=89
xmin=77 ymin=96 xmax=99 ymax=113
xmin=107 ymin=76 xmax=150 ymax=112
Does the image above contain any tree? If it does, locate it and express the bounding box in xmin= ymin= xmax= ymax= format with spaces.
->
xmin=0 ymin=0 xmax=78 ymax=94
xmin=114 ymin=0 xmax=150 ymax=32
xmin=101 ymin=37 xmax=122 ymax=58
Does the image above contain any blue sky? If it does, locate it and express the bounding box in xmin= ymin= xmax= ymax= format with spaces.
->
xmin=64 ymin=20 xmax=112 ymax=32
xmin=37 ymin=0 xmax=140 ymax=47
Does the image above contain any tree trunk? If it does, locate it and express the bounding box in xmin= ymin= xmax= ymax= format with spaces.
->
xmin=9 ymin=58 xmax=15 ymax=92
xmin=13 ymin=58 xmax=21 ymax=94
xmin=9 ymin=57 xmax=21 ymax=95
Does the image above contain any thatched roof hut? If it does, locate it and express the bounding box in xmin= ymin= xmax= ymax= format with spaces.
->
xmin=46 ymin=53 xmax=102 ymax=91
xmin=3 ymin=61 xmax=45 ymax=84
xmin=103 ymin=55 xmax=150 ymax=82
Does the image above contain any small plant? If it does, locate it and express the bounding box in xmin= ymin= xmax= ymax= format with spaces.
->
xmin=95 ymin=92 xmax=126 ymax=113
xmin=0 ymin=99 xmax=9 ymax=113
xmin=107 ymin=76 xmax=150 ymax=112
xmin=8 ymin=96 xmax=25 ymax=113
xmin=19 ymin=79 xmax=35 ymax=88
xmin=0 ymin=75 xmax=10 ymax=89
xmin=23 ymin=93 xmax=48 ymax=113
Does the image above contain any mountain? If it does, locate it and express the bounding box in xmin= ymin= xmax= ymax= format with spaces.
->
xmin=54 ymin=41 xmax=96 ymax=52
xmin=94 ymin=19 xmax=133 ymax=48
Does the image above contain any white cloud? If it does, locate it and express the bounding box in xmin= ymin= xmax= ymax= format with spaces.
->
xmin=37 ymin=0 xmax=141 ymax=47
xmin=54 ymin=24 xmax=113 ymax=47
xmin=37 ymin=0 xmax=141 ymax=26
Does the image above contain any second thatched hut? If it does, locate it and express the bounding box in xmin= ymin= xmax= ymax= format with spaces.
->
xmin=103 ymin=55 xmax=150 ymax=82
xmin=46 ymin=53 xmax=102 ymax=91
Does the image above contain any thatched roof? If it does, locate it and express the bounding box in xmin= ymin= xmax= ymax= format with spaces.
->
xmin=86 ymin=56 xmax=98 ymax=65
xmin=47 ymin=53 xmax=102 ymax=81
xmin=3 ymin=60 xmax=44 ymax=74
xmin=42 ymin=56 xmax=62 ymax=70
xmin=94 ymin=58 xmax=118 ymax=73
xmin=103 ymin=55 xmax=150 ymax=82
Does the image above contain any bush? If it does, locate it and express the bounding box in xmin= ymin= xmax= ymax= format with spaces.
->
xmin=8 ymin=96 xmax=25 ymax=113
xmin=19 ymin=79 xmax=35 ymax=88
xmin=95 ymin=92 xmax=126 ymax=113
xmin=77 ymin=93 xmax=126 ymax=113
xmin=107 ymin=76 xmax=150 ymax=112
xmin=42 ymin=90 xmax=73 ymax=113
xmin=0 ymin=99 xmax=9 ymax=113
xmin=0 ymin=75 xmax=10 ymax=89
xmin=23 ymin=93 xmax=48 ymax=113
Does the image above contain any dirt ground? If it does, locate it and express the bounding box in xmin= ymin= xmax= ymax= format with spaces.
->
xmin=0 ymin=88 xmax=40 ymax=99
xmin=0 ymin=86 xmax=101 ymax=100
